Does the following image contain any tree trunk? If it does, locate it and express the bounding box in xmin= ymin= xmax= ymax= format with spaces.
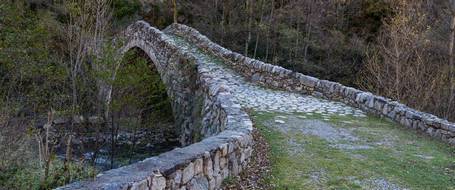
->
xmin=221 ymin=1 xmax=227 ymax=44
xmin=244 ymin=0 xmax=252 ymax=56
xmin=253 ymin=0 xmax=264 ymax=58
xmin=447 ymin=10 xmax=455 ymax=118
xmin=449 ymin=15 xmax=455 ymax=74
xmin=109 ymin=112 xmax=118 ymax=169
xmin=173 ymin=0 xmax=177 ymax=23
xmin=303 ymin=1 xmax=313 ymax=63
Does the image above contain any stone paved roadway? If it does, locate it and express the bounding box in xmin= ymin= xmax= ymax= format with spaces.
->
xmin=172 ymin=36 xmax=366 ymax=118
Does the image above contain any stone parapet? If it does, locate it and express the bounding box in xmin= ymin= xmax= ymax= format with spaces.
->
xmin=166 ymin=23 xmax=455 ymax=146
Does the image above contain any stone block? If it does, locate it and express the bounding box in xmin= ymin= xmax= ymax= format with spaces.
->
xmin=188 ymin=176 xmax=209 ymax=190
xmin=433 ymin=129 xmax=442 ymax=138
xmin=204 ymin=154 xmax=214 ymax=177
xmin=194 ymin=158 xmax=203 ymax=175
xmin=417 ymin=121 xmax=426 ymax=131
xmin=213 ymin=151 xmax=220 ymax=175
xmin=182 ymin=162 xmax=195 ymax=184
xmin=166 ymin=178 xmax=175 ymax=190
xmin=213 ymin=174 xmax=223 ymax=189
xmin=130 ymin=177 xmax=150 ymax=190
xmin=207 ymin=177 xmax=216 ymax=190
xmin=312 ymin=91 xmax=324 ymax=98
xmin=229 ymin=154 xmax=239 ymax=176
xmin=449 ymin=124 xmax=455 ymax=133
xmin=220 ymin=143 xmax=228 ymax=156
xmin=241 ymin=146 xmax=252 ymax=164
xmin=251 ymin=73 xmax=262 ymax=82
xmin=449 ymin=138 xmax=455 ymax=146
xmin=297 ymin=74 xmax=318 ymax=88
xmin=221 ymin=167 xmax=229 ymax=179
xmin=220 ymin=156 xmax=227 ymax=169
xmin=151 ymin=173 xmax=166 ymax=190
xmin=441 ymin=122 xmax=455 ymax=133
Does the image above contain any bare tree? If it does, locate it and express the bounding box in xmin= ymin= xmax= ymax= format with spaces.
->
xmin=34 ymin=110 xmax=56 ymax=185
xmin=64 ymin=0 xmax=116 ymax=174
xmin=172 ymin=0 xmax=177 ymax=23
xmin=360 ymin=0 xmax=454 ymax=120
xmin=447 ymin=0 xmax=455 ymax=117
xmin=244 ymin=0 xmax=253 ymax=56
xmin=253 ymin=0 xmax=264 ymax=59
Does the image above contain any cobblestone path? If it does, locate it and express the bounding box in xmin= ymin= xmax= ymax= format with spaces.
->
xmin=172 ymin=36 xmax=366 ymax=117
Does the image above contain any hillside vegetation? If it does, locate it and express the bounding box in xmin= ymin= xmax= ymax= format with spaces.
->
xmin=0 ymin=0 xmax=454 ymax=189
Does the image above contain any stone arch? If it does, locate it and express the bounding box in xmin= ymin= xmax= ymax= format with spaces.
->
xmin=120 ymin=21 xmax=202 ymax=145
xmin=57 ymin=21 xmax=254 ymax=190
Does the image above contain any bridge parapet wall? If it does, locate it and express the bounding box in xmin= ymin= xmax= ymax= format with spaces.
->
xmin=166 ymin=23 xmax=455 ymax=146
xmin=57 ymin=21 xmax=253 ymax=190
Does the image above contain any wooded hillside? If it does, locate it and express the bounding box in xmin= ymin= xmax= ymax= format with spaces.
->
xmin=0 ymin=0 xmax=454 ymax=189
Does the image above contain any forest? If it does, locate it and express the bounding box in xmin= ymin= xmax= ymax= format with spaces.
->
xmin=0 ymin=0 xmax=454 ymax=189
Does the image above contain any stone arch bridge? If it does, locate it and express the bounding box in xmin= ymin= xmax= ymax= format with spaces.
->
xmin=58 ymin=21 xmax=455 ymax=190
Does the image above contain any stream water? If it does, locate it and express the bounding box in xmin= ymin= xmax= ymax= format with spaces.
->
xmin=54 ymin=119 xmax=180 ymax=171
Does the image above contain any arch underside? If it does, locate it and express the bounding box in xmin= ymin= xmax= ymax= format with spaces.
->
xmin=122 ymin=37 xmax=202 ymax=146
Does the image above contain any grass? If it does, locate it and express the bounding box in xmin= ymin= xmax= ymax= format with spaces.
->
xmin=0 ymin=159 xmax=97 ymax=190
xmin=222 ymin=176 xmax=236 ymax=186
xmin=253 ymin=111 xmax=455 ymax=190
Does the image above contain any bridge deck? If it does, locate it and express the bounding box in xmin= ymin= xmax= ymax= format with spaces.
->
xmin=169 ymin=34 xmax=455 ymax=189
